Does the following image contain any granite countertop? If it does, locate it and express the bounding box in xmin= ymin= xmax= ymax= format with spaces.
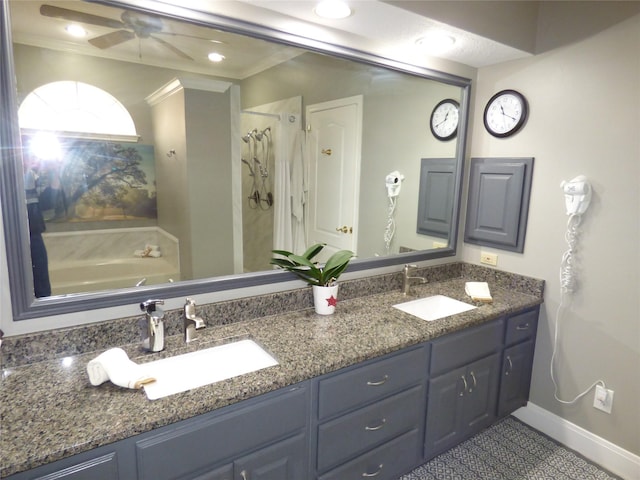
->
xmin=0 ymin=276 xmax=543 ymax=478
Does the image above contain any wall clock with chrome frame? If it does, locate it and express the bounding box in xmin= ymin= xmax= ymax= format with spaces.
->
xmin=483 ymin=89 xmax=529 ymax=138
xmin=430 ymin=98 xmax=460 ymax=141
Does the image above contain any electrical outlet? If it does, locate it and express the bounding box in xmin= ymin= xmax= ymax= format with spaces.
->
xmin=593 ymin=385 xmax=614 ymax=414
xmin=480 ymin=251 xmax=498 ymax=266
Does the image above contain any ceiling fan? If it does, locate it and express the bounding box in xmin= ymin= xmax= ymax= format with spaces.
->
xmin=39 ymin=4 xmax=200 ymax=60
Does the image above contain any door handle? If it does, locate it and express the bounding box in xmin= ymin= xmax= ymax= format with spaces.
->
xmin=469 ymin=371 xmax=477 ymax=392
xmin=335 ymin=225 xmax=353 ymax=233
xmin=321 ymin=148 xmax=332 ymax=155
xmin=362 ymin=464 xmax=384 ymax=477
xmin=505 ymin=356 xmax=513 ymax=376
xmin=367 ymin=374 xmax=389 ymax=386
xmin=459 ymin=375 xmax=467 ymax=397
xmin=365 ymin=418 xmax=386 ymax=431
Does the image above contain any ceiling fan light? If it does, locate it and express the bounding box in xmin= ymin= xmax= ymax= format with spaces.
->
xmin=314 ymin=1 xmax=352 ymax=19
xmin=65 ymin=24 xmax=87 ymax=38
xmin=208 ymin=52 xmax=225 ymax=63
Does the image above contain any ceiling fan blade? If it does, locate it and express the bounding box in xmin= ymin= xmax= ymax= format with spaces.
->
xmin=89 ymin=30 xmax=136 ymax=49
xmin=40 ymin=4 xmax=124 ymax=29
xmin=151 ymin=36 xmax=194 ymax=61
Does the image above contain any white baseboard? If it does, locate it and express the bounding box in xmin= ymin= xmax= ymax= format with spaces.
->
xmin=513 ymin=402 xmax=640 ymax=479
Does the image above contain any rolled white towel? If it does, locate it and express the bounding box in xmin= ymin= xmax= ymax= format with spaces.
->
xmin=87 ymin=348 xmax=156 ymax=390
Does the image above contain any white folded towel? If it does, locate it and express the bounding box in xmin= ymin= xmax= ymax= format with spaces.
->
xmin=87 ymin=348 xmax=156 ymax=390
xmin=465 ymin=282 xmax=493 ymax=303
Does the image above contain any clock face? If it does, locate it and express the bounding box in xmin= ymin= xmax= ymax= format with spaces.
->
xmin=483 ymin=90 xmax=528 ymax=138
xmin=430 ymin=99 xmax=459 ymax=141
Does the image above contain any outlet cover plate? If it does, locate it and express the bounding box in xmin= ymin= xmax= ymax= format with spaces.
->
xmin=593 ymin=385 xmax=614 ymax=414
xmin=480 ymin=251 xmax=498 ymax=266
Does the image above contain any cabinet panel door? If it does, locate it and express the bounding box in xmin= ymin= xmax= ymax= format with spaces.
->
xmin=33 ymin=453 xmax=119 ymax=480
xmin=234 ymin=433 xmax=307 ymax=480
xmin=136 ymin=386 xmax=307 ymax=480
xmin=425 ymin=365 xmax=466 ymax=456
xmin=430 ymin=320 xmax=503 ymax=376
xmin=319 ymin=429 xmax=421 ymax=480
xmin=317 ymin=385 xmax=424 ymax=472
xmin=318 ymin=346 xmax=428 ymax=420
xmin=498 ymin=341 xmax=535 ymax=417
xmin=191 ymin=464 xmax=233 ymax=480
xmin=462 ymin=353 xmax=500 ymax=435
xmin=505 ymin=307 xmax=539 ymax=346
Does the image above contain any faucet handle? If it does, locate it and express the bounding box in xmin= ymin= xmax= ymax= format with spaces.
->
xmin=140 ymin=299 xmax=165 ymax=314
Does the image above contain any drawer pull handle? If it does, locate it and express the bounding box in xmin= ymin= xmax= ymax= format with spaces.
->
xmin=505 ymin=356 xmax=513 ymax=376
xmin=362 ymin=464 xmax=384 ymax=477
xmin=469 ymin=371 xmax=477 ymax=392
xmin=366 ymin=375 xmax=389 ymax=386
xmin=241 ymin=470 xmax=248 ymax=480
xmin=365 ymin=418 xmax=387 ymax=431
xmin=516 ymin=323 xmax=530 ymax=330
xmin=460 ymin=375 xmax=468 ymax=396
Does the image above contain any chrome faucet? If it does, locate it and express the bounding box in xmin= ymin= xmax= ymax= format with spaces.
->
xmin=140 ymin=299 xmax=165 ymax=352
xmin=184 ymin=298 xmax=206 ymax=343
xmin=402 ymin=264 xmax=426 ymax=295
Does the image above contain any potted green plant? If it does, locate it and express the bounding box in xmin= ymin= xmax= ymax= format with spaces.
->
xmin=271 ymin=243 xmax=355 ymax=315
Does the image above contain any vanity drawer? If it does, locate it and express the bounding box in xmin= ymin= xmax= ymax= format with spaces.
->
xmin=430 ymin=319 xmax=503 ymax=377
xmin=505 ymin=307 xmax=539 ymax=345
xmin=317 ymin=345 xmax=429 ymax=420
xmin=136 ymin=385 xmax=308 ymax=480
xmin=317 ymin=385 xmax=424 ymax=472
xmin=318 ymin=429 xmax=421 ymax=480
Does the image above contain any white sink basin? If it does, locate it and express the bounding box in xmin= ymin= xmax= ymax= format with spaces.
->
xmin=393 ymin=295 xmax=476 ymax=321
xmin=140 ymin=339 xmax=278 ymax=400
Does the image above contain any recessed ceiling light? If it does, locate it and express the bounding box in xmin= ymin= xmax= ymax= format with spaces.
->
xmin=208 ymin=52 xmax=225 ymax=63
xmin=65 ymin=24 xmax=87 ymax=37
xmin=314 ymin=0 xmax=352 ymax=19
xmin=416 ymin=32 xmax=456 ymax=53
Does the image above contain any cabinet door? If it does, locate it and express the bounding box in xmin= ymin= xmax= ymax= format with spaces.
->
xmin=462 ymin=353 xmax=500 ymax=436
xmin=31 ymin=453 xmax=119 ymax=480
xmin=234 ymin=433 xmax=307 ymax=480
xmin=425 ymin=364 xmax=466 ymax=456
xmin=425 ymin=354 xmax=500 ymax=459
xmin=498 ymin=340 xmax=535 ymax=417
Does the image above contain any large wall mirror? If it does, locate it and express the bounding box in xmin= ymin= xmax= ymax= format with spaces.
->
xmin=0 ymin=0 xmax=470 ymax=321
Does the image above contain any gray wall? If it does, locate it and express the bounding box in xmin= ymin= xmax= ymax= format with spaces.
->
xmin=463 ymin=13 xmax=640 ymax=455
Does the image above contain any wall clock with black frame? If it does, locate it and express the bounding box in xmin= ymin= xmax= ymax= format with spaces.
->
xmin=483 ymin=89 xmax=529 ymax=138
xmin=430 ymin=98 xmax=460 ymax=141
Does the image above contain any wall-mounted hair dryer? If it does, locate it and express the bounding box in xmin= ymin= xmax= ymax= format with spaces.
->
xmin=560 ymin=175 xmax=591 ymax=215
xmin=385 ymin=171 xmax=404 ymax=197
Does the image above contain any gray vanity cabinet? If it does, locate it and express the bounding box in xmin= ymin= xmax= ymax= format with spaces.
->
xmin=6 ymin=305 xmax=542 ymax=480
xmin=314 ymin=345 xmax=430 ymax=480
xmin=135 ymin=383 xmax=309 ymax=480
xmin=498 ymin=307 xmax=539 ymax=417
xmin=425 ymin=320 xmax=504 ymax=459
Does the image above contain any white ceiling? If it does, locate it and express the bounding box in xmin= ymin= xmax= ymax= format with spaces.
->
xmin=173 ymin=0 xmax=533 ymax=68
xmin=11 ymin=1 xmax=637 ymax=77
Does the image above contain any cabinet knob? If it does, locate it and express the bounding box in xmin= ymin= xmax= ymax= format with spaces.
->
xmin=516 ymin=323 xmax=530 ymax=331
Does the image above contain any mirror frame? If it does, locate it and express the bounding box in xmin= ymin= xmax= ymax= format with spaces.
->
xmin=1 ymin=0 xmax=471 ymax=321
